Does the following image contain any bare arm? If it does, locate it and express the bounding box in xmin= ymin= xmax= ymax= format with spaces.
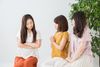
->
xmin=17 ymin=38 xmax=34 ymax=49
xmin=18 ymin=38 xmax=41 ymax=49
xmin=29 ymin=39 xmax=41 ymax=48
xmin=50 ymin=36 xmax=67 ymax=51
xmin=71 ymin=41 xmax=86 ymax=62
xmin=66 ymin=44 xmax=71 ymax=61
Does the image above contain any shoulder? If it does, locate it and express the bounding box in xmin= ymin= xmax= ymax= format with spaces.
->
xmin=63 ymin=31 xmax=69 ymax=36
xmin=62 ymin=31 xmax=69 ymax=39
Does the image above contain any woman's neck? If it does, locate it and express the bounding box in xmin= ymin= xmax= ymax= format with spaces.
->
xmin=27 ymin=29 xmax=32 ymax=33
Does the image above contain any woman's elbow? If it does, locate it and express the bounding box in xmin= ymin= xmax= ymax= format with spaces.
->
xmin=36 ymin=40 xmax=41 ymax=48
xmin=18 ymin=43 xmax=23 ymax=48
xmin=36 ymin=44 xmax=41 ymax=48
xmin=36 ymin=42 xmax=41 ymax=48
xmin=18 ymin=44 xmax=21 ymax=48
xmin=59 ymin=47 xmax=64 ymax=51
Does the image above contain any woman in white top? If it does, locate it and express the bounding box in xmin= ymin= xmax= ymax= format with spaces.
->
xmin=65 ymin=11 xmax=93 ymax=67
xmin=14 ymin=14 xmax=41 ymax=67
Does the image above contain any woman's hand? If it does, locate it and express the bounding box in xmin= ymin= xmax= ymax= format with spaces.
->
xmin=50 ymin=36 xmax=55 ymax=43
xmin=66 ymin=57 xmax=74 ymax=63
xmin=25 ymin=43 xmax=35 ymax=49
xmin=66 ymin=57 xmax=71 ymax=62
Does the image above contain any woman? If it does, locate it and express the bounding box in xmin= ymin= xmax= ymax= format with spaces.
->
xmin=66 ymin=11 xmax=93 ymax=67
xmin=14 ymin=14 xmax=41 ymax=67
xmin=42 ymin=15 xmax=70 ymax=67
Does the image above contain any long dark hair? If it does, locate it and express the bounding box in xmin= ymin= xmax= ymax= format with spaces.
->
xmin=54 ymin=15 xmax=68 ymax=32
xmin=72 ymin=11 xmax=87 ymax=38
xmin=20 ymin=14 xmax=37 ymax=43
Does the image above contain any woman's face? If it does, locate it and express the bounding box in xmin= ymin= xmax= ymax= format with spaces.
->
xmin=54 ymin=23 xmax=58 ymax=30
xmin=26 ymin=19 xmax=33 ymax=30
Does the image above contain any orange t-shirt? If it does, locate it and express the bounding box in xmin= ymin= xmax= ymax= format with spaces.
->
xmin=52 ymin=32 xmax=69 ymax=59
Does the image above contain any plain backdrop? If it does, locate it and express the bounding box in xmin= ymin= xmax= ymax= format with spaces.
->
xmin=0 ymin=0 xmax=99 ymax=67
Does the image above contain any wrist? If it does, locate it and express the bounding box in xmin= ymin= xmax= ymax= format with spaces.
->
xmin=30 ymin=43 xmax=35 ymax=48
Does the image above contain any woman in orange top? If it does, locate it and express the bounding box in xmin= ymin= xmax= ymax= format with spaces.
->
xmin=42 ymin=15 xmax=70 ymax=67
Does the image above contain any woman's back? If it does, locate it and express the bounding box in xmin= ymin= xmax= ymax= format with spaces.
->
xmin=52 ymin=31 xmax=69 ymax=59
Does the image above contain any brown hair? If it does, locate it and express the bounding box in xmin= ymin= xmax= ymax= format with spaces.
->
xmin=20 ymin=14 xmax=37 ymax=43
xmin=54 ymin=15 xmax=68 ymax=32
xmin=72 ymin=11 xmax=87 ymax=38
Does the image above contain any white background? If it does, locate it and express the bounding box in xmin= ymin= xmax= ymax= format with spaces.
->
xmin=0 ymin=0 xmax=99 ymax=67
